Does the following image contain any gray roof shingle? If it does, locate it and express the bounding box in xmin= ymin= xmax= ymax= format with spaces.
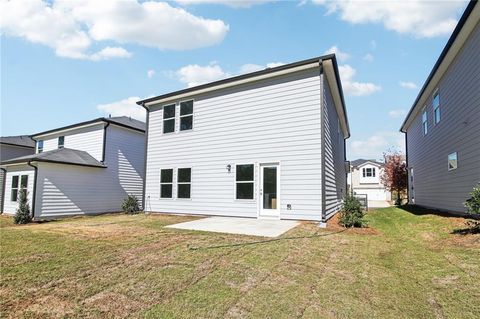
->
xmin=0 ymin=135 xmax=35 ymax=148
xmin=350 ymin=159 xmax=383 ymax=167
xmin=0 ymin=148 xmax=106 ymax=168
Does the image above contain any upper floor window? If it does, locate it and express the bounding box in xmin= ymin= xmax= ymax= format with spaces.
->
xmin=160 ymin=169 xmax=173 ymax=198
xmin=236 ymin=164 xmax=254 ymax=200
xmin=448 ymin=152 xmax=457 ymax=171
xmin=433 ymin=90 xmax=441 ymax=124
xmin=180 ymin=100 xmax=193 ymax=131
xmin=362 ymin=167 xmax=375 ymax=177
xmin=177 ymin=168 xmax=191 ymax=199
xmin=58 ymin=136 xmax=65 ymax=149
xmin=422 ymin=108 xmax=428 ymax=135
xmin=11 ymin=175 xmax=28 ymax=202
xmin=37 ymin=140 xmax=44 ymax=153
xmin=163 ymin=104 xmax=176 ymax=134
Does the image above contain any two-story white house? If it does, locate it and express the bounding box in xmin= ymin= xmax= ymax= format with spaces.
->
xmin=1 ymin=135 xmax=36 ymax=213
xmin=138 ymin=54 xmax=350 ymax=222
xmin=0 ymin=116 xmax=145 ymax=219
xmin=347 ymin=159 xmax=391 ymax=208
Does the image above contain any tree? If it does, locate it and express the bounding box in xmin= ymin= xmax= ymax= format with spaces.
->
xmin=381 ymin=150 xmax=408 ymax=205
xmin=14 ymin=190 xmax=32 ymax=224
xmin=464 ymin=184 xmax=480 ymax=233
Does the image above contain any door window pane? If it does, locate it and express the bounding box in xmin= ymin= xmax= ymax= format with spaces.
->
xmin=263 ymin=167 xmax=277 ymax=209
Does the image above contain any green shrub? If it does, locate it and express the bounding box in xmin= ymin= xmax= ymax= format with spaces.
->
xmin=14 ymin=190 xmax=32 ymax=224
xmin=122 ymin=194 xmax=141 ymax=214
xmin=464 ymin=184 xmax=480 ymax=233
xmin=339 ymin=195 xmax=366 ymax=228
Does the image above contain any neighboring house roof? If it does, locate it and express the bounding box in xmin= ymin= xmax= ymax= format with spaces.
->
xmin=32 ymin=116 xmax=146 ymax=138
xmin=0 ymin=135 xmax=35 ymax=148
xmin=137 ymin=54 xmax=350 ymax=138
xmin=0 ymin=148 xmax=106 ymax=168
xmin=400 ymin=0 xmax=479 ymax=132
xmin=350 ymin=159 xmax=384 ymax=168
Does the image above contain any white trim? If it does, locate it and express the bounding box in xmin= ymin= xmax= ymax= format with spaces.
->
xmin=176 ymin=167 xmax=192 ymax=200
xmin=258 ymin=162 xmax=281 ymax=219
xmin=162 ymin=103 xmax=176 ymax=135
xmin=178 ymin=99 xmax=195 ymax=132
xmin=34 ymin=122 xmax=105 ymax=139
xmin=234 ymin=163 xmax=255 ymax=201
xmin=159 ymin=168 xmax=174 ymax=199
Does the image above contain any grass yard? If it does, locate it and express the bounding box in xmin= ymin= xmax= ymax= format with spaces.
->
xmin=1 ymin=207 xmax=479 ymax=318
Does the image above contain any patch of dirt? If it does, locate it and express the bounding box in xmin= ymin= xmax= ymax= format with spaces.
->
xmin=432 ymin=275 xmax=459 ymax=287
xmin=25 ymin=295 xmax=75 ymax=318
xmin=327 ymin=213 xmax=380 ymax=235
xmin=428 ymin=296 xmax=445 ymax=319
xmin=83 ymin=291 xmax=143 ymax=317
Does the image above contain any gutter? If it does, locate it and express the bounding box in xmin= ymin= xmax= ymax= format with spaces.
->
xmin=0 ymin=168 xmax=6 ymax=214
xmin=140 ymin=102 xmax=150 ymax=211
xmin=102 ymin=122 xmax=110 ymax=163
xmin=26 ymin=161 xmax=38 ymax=220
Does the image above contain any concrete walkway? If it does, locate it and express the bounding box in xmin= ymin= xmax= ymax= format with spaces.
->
xmin=166 ymin=217 xmax=299 ymax=238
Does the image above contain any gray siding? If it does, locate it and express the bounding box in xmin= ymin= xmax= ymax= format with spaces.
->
xmin=406 ymin=21 xmax=480 ymax=213
xmin=145 ymin=68 xmax=324 ymax=220
xmin=0 ymin=169 xmax=5 ymax=213
xmin=322 ymin=74 xmax=347 ymax=219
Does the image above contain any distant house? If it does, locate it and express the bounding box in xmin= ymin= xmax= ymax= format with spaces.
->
xmin=0 ymin=117 xmax=146 ymax=219
xmin=0 ymin=136 xmax=35 ymax=213
xmin=348 ymin=159 xmax=391 ymax=207
xmin=400 ymin=1 xmax=480 ymax=213
xmin=138 ymin=54 xmax=350 ymax=222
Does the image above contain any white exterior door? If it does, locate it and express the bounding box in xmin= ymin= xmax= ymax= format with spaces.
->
xmin=259 ymin=164 xmax=280 ymax=218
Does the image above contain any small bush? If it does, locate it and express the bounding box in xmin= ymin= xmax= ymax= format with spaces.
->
xmin=122 ymin=194 xmax=141 ymax=214
xmin=339 ymin=195 xmax=366 ymax=228
xmin=464 ymin=184 xmax=480 ymax=233
xmin=14 ymin=190 xmax=32 ymax=224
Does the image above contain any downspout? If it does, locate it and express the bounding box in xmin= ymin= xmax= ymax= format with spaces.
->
xmin=26 ymin=161 xmax=38 ymax=220
xmin=102 ymin=122 xmax=110 ymax=163
xmin=0 ymin=168 xmax=6 ymax=214
xmin=140 ymin=102 xmax=150 ymax=211
xmin=404 ymin=131 xmax=409 ymax=204
xmin=319 ymin=59 xmax=327 ymax=224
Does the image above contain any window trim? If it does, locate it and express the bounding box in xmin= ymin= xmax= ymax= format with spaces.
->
xmin=162 ymin=104 xmax=176 ymax=135
xmin=58 ymin=136 xmax=65 ymax=149
xmin=159 ymin=168 xmax=174 ymax=199
xmin=10 ymin=174 xmax=28 ymax=202
xmin=448 ymin=152 xmax=458 ymax=171
xmin=362 ymin=167 xmax=376 ymax=178
xmin=178 ymin=99 xmax=194 ymax=132
xmin=37 ymin=140 xmax=44 ymax=153
xmin=433 ymin=89 xmax=441 ymax=125
xmin=422 ymin=107 xmax=428 ymax=136
xmin=176 ymin=167 xmax=192 ymax=200
xmin=235 ymin=163 xmax=255 ymax=201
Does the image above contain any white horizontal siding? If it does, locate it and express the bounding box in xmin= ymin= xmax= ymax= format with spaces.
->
xmin=145 ymin=68 xmax=324 ymax=220
xmin=2 ymin=165 xmax=35 ymax=215
xmin=38 ymin=124 xmax=105 ymax=161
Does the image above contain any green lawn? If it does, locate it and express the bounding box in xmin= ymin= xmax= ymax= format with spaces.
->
xmin=1 ymin=207 xmax=479 ymax=318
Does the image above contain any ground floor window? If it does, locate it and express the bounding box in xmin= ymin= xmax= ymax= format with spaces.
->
xmin=160 ymin=169 xmax=173 ymax=198
xmin=177 ymin=168 xmax=191 ymax=199
xmin=448 ymin=152 xmax=458 ymax=171
xmin=11 ymin=175 xmax=28 ymax=202
xmin=236 ymin=164 xmax=254 ymax=199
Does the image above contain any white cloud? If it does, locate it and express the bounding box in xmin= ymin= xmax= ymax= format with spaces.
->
xmin=363 ymin=53 xmax=374 ymax=62
xmin=239 ymin=63 xmax=264 ymax=74
xmin=388 ymin=109 xmax=407 ymax=119
xmin=399 ymin=81 xmax=418 ymax=90
xmin=338 ymin=64 xmax=381 ymax=96
xmin=97 ymin=96 xmax=146 ymax=121
xmin=175 ymin=0 xmax=274 ymax=8
xmin=176 ymin=62 xmax=230 ymax=87
xmin=266 ymin=62 xmax=285 ymax=68
xmin=0 ymin=0 xmax=229 ymax=60
xmin=348 ymin=131 xmax=405 ymax=160
xmin=370 ymin=40 xmax=377 ymax=50
xmin=313 ymin=0 xmax=466 ymax=38
xmin=323 ymin=45 xmax=350 ymax=62
xmin=147 ymin=69 xmax=156 ymax=79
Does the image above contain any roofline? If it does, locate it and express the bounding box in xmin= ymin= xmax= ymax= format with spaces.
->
xmin=353 ymin=160 xmax=384 ymax=168
xmin=1 ymin=158 xmax=107 ymax=168
xmin=400 ymin=0 xmax=478 ymax=132
xmin=32 ymin=117 xmax=145 ymax=138
xmin=0 ymin=142 xmax=35 ymax=149
xmin=137 ymin=54 xmax=350 ymax=137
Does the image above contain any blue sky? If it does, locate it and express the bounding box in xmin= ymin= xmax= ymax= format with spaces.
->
xmin=0 ymin=0 xmax=469 ymax=160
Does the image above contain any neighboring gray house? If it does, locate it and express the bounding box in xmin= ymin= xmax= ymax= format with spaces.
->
xmin=0 ymin=136 xmax=36 ymax=213
xmin=400 ymin=1 xmax=480 ymax=213
xmin=348 ymin=159 xmax=391 ymax=207
xmin=1 ymin=116 xmax=146 ymax=219
xmin=138 ymin=54 xmax=350 ymax=222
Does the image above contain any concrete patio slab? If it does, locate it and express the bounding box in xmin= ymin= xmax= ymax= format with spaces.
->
xmin=165 ymin=217 xmax=299 ymax=237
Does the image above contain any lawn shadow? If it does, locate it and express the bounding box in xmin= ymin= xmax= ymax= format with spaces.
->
xmin=399 ymin=204 xmax=476 ymax=220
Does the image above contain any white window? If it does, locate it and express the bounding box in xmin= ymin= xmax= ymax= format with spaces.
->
xmin=180 ymin=100 xmax=193 ymax=131
xmin=37 ymin=140 xmax=44 ymax=153
xmin=362 ymin=167 xmax=375 ymax=177
xmin=448 ymin=152 xmax=458 ymax=171
xmin=177 ymin=168 xmax=191 ymax=199
xmin=58 ymin=136 xmax=65 ymax=149
xmin=236 ymin=164 xmax=254 ymax=200
xmin=11 ymin=175 xmax=28 ymax=202
xmin=160 ymin=169 xmax=173 ymax=198
xmin=163 ymin=104 xmax=176 ymax=134
xmin=433 ymin=90 xmax=441 ymax=124
xmin=422 ymin=108 xmax=428 ymax=135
